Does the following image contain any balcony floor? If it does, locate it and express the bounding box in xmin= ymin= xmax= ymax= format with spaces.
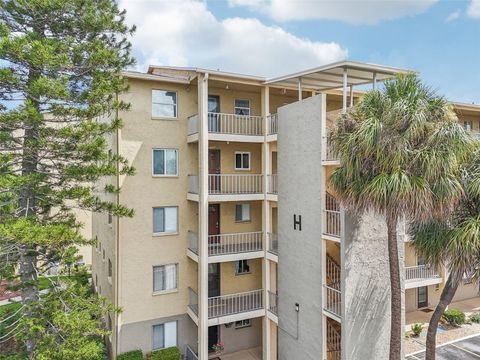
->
xmin=217 ymin=346 xmax=262 ymax=360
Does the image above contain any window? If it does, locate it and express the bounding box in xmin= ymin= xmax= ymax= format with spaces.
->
xmin=235 ymin=152 xmax=250 ymax=170
xmin=152 ymin=90 xmax=177 ymax=118
xmin=152 ymin=321 xmax=177 ymax=350
xmin=235 ymin=204 xmax=251 ymax=222
xmin=108 ymin=259 xmax=112 ymax=278
xmin=235 ymin=260 xmax=250 ymax=275
xmin=234 ymin=99 xmax=250 ymax=116
xmin=235 ymin=319 xmax=251 ymax=329
xmin=153 ymin=207 xmax=178 ymax=234
xmin=464 ymin=121 xmax=472 ymax=132
xmin=153 ymin=264 xmax=177 ymax=293
xmin=153 ymin=149 xmax=178 ymax=176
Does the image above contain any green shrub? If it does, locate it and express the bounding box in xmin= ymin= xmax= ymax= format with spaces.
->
xmin=146 ymin=347 xmax=181 ymax=360
xmin=442 ymin=308 xmax=466 ymax=326
xmin=470 ymin=312 xmax=480 ymax=323
xmin=410 ymin=323 xmax=423 ymax=337
xmin=117 ymin=350 xmax=144 ymax=360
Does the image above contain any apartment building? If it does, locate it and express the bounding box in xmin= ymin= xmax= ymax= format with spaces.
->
xmin=91 ymin=61 xmax=480 ymax=360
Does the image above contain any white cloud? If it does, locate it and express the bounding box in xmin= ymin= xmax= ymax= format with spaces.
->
xmin=467 ymin=0 xmax=480 ymax=18
xmin=228 ymin=0 xmax=438 ymax=25
xmin=445 ymin=9 xmax=461 ymax=22
xmin=119 ymin=0 xmax=347 ymax=77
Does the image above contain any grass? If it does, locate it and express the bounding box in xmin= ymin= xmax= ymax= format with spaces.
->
xmin=0 ymin=302 xmax=22 ymax=316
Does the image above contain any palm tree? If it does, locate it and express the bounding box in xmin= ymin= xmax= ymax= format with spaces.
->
xmin=410 ymin=148 xmax=480 ymax=360
xmin=330 ymin=74 xmax=472 ymax=360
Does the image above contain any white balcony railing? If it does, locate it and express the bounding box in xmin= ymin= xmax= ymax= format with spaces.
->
xmin=267 ymin=174 xmax=278 ymax=194
xmin=188 ymin=287 xmax=199 ymax=316
xmin=188 ymin=114 xmax=199 ymax=135
xmin=208 ymin=289 xmax=263 ymax=318
xmin=324 ymin=192 xmax=341 ymax=238
xmin=268 ymin=290 xmax=278 ymax=315
xmin=406 ymin=265 xmax=440 ymax=281
xmin=326 ymin=255 xmax=340 ymax=289
xmin=188 ymin=175 xmax=199 ymax=194
xmin=185 ymin=345 xmax=198 ymax=360
xmin=208 ymin=174 xmax=263 ymax=195
xmin=324 ymin=284 xmax=341 ymax=318
xmin=324 ymin=132 xmax=339 ymax=161
xmin=268 ymin=113 xmax=278 ymax=135
xmin=327 ymin=321 xmax=341 ymax=360
xmin=189 ymin=231 xmax=262 ymax=257
xmin=267 ymin=232 xmax=278 ymax=255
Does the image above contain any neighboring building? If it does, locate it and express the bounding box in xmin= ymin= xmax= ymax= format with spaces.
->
xmin=91 ymin=61 xmax=480 ymax=360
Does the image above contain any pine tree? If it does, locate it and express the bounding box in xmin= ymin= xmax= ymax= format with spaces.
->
xmin=0 ymin=1 xmax=135 ymax=358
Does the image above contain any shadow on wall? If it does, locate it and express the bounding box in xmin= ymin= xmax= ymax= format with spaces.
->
xmin=343 ymin=211 xmax=394 ymax=359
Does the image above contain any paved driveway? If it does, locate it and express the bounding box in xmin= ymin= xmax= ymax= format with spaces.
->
xmin=407 ymin=335 xmax=480 ymax=359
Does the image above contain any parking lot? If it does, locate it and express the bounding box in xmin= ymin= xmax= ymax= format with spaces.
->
xmin=407 ymin=335 xmax=480 ymax=359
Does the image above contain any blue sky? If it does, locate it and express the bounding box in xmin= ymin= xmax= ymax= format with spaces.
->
xmin=121 ymin=0 xmax=480 ymax=104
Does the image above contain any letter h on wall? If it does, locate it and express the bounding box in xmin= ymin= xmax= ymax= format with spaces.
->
xmin=293 ymin=214 xmax=302 ymax=231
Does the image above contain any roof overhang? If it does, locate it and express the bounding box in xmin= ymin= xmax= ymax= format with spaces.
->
xmin=264 ymin=60 xmax=412 ymax=91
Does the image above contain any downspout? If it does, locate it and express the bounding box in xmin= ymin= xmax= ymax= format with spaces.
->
xmin=115 ymin=91 xmax=121 ymax=358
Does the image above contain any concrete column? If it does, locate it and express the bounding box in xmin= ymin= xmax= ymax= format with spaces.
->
xmin=349 ymin=86 xmax=354 ymax=107
xmin=373 ymin=72 xmax=377 ymax=90
xmin=320 ymin=93 xmax=328 ymax=358
xmin=298 ymin=78 xmax=302 ymax=101
xmin=198 ymin=73 xmax=209 ymax=360
xmin=261 ymin=85 xmax=272 ymax=360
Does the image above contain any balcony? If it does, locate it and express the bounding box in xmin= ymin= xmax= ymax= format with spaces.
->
xmin=267 ymin=290 xmax=278 ymax=317
xmin=327 ymin=320 xmax=341 ymax=360
xmin=187 ymin=231 xmax=264 ymax=263
xmin=405 ymin=264 xmax=442 ymax=289
xmin=266 ymin=232 xmax=278 ymax=263
xmin=324 ymin=284 xmax=341 ymax=320
xmin=185 ymin=345 xmax=198 ymax=360
xmin=267 ymin=174 xmax=278 ymax=197
xmin=187 ymin=174 xmax=264 ymax=201
xmin=267 ymin=113 xmax=278 ymax=139
xmin=323 ymin=131 xmax=340 ymax=164
xmin=188 ymin=288 xmax=264 ymax=326
xmin=187 ymin=112 xmax=264 ymax=143
xmin=324 ymin=193 xmax=341 ymax=241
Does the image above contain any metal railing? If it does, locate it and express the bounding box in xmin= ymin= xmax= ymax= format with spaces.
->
xmin=208 ymin=112 xmax=263 ymax=136
xmin=268 ymin=113 xmax=278 ymax=135
xmin=188 ymin=231 xmax=198 ymax=254
xmin=268 ymin=290 xmax=278 ymax=315
xmin=185 ymin=345 xmax=198 ymax=360
xmin=208 ymin=174 xmax=262 ymax=194
xmin=208 ymin=289 xmax=263 ymax=318
xmin=209 ymin=231 xmax=263 ymax=256
xmin=324 ymin=284 xmax=341 ymax=318
xmin=324 ymin=192 xmax=341 ymax=238
xmin=326 ymin=321 xmax=341 ymax=359
xmin=188 ymin=287 xmax=199 ymax=316
xmin=324 ymin=131 xmax=339 ymax=161
xmin=406 ymin=265 xmax=440 ymax=281
xmin=268 ymin=232 xmax=278 ymax=255
xmin=188 ymin=175 xmax=199 ymax=194
xmin=267 ymin=174 xmax=278 ymax=194
xmin=326 ymin=255 xmax=340 ymax=290
xmin=187 ymin=114 xmax=198 ymax=135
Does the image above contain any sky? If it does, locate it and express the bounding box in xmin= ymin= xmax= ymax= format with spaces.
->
xmin=119 ymin=0 xmax=480 ymax=104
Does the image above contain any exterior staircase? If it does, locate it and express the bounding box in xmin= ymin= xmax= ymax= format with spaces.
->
xmin=326 ymin=318 xmax=341 ymax=360
xmin=326 ymin=254 xmax=340 ymax=290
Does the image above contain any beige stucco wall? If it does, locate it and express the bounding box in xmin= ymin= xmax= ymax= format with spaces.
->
xmin=220 ymin=317 xmax=263 ymax=354
xmin=270 ymin=262 xmax=277 ymax=292
xmin=216 ymin=201 xmax=262 ymax=235
xmin=220 ymin=258 xmax=263 ymax=295
xmin=209 ymin=141 xmax=262 ymax=174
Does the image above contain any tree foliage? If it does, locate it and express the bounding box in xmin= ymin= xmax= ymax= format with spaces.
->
xmin=0 ymin=0 xmax=135 ymax=357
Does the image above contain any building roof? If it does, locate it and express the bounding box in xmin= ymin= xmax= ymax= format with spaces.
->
xmin=264 ymin=60 xmax=412 ymax=91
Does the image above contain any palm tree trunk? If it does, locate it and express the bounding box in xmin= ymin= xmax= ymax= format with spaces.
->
xmin=425 ymin=272 xmax=462 ymax=360
xmin=387 ymin=214 xmax=402 ymax=360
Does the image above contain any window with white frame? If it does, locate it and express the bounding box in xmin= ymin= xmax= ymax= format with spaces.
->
xmin=152 ymin=90 xmax=177 ymax=118
xmin=152 ymin=321 xmax=177 ymax=350
xmin=235 ymin=260 xmax=250 ymax=275
xmin=153 ymin=264 xmax=177 ymax=293
xmin=234 ymin=99 xmax=250 ymax=116
xmin=235 ymin=319 xmax=251 ymax=329
xmin=153 ymin=207 xmax=178 ymax=234
xmin=153 ymin=149 xmax=178 ymax=176
xmin=235 ymin=203 xmax=251 ymax=222
xmin=235 ymin=152 xmax=250 ymax=170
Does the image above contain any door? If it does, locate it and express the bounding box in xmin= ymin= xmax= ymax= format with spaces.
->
xmin=208 ymin=326 xmax=219 ymax=353
xmin=209 ymin=149 xmax=221 ymax=193
xmin=208 ymin=263 xmax=220 ymax=297
xmin=208 ymin=95 xmax=220 ymax=132
xmin=417 ymin=286 xmax=428 ymax=308
xmin=208 ymin=204 xmax=220 ymax=253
